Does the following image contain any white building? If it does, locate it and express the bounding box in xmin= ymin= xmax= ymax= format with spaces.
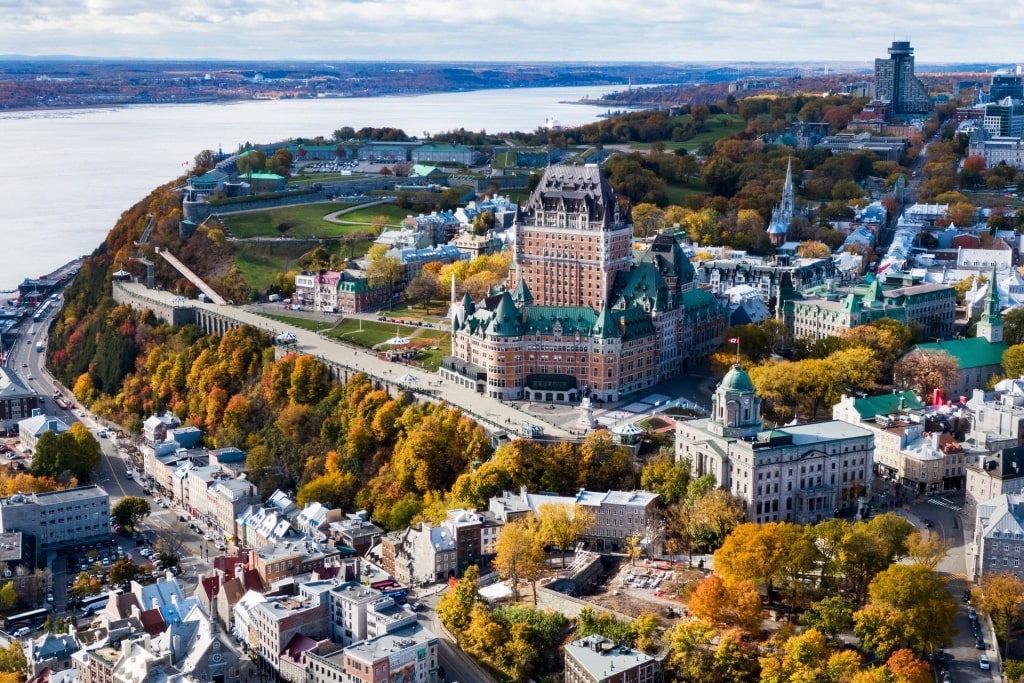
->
xmin=0 ymin=486 xmax=109 ymax=561
xmin=677 ymin=364 xmax=874 ymax=523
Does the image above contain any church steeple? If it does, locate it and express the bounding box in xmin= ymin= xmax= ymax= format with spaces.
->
xmin=978 ymin=266 xmax=1004 ymax=343
xmin=767 ymin=158 xmax=795 ymax=248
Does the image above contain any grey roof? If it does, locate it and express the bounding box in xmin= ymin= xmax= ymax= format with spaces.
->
xmin=0 ymin=367 xmax=34 ymax=400
xmin=566 ymin=635 xmax=657 ymax=679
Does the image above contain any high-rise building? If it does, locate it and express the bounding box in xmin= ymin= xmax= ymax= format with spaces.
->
xmin=874 ymin=41 xmax=933 ymax=117
xmin=441 ymin=165 xmax=726 ymax=403
xmin=990 ymin=72 xmax=1024 ymax=102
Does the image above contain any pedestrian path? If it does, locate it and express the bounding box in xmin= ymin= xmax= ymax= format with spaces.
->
xmin=928 ymin=497 xmax=963 ymax=512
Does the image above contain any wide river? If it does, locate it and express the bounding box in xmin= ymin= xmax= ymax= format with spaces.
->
xmin=0 ymin=85 xmax=623 ymax=291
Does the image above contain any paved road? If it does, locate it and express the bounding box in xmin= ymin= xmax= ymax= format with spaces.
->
xmin=890 ymin=490 xmax=1001 ymax=682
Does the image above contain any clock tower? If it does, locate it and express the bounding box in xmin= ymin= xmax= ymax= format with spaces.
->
xmin=707 ymin=364 xmax=763 ymax=439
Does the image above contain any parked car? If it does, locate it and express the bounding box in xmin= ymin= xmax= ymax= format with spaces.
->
xmin=980 ymin=654 xmax=991 ymax=669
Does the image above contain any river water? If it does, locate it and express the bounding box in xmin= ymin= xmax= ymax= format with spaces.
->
xmin=0 ymin=85 xmax=621 ymax=291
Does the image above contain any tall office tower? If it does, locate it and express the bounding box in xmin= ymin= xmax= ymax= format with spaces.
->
xmin=990 ymin=72 xmax=1024 ymax=102
xmin=874 ymin=41 xmax=933 ymax=117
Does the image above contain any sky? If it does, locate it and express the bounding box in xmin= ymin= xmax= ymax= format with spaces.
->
xmin=2 ymin=0 xmax=1023 ymax=64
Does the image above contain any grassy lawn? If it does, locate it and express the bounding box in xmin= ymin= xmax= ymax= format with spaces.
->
xmin=665 ymin=183 xmax=709 ymax=205
xmin=260 ymin=313 xmax=334 ymax=332
xmin=289 ymin=173 xmax=370 ymax=186
xmin=220 ymin=203 xmax=354 ymax=239
xmin=232 ymin=242 xmax=323 ymax=290
xmin=337 ymin=204 xmax=411 ymax=227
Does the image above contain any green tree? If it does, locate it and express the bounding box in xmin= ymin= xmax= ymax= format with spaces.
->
xmin=1004 ymin=308 xmax=1024 ymax=346
xmin=109 ymin=558 xmax=145 ymax=586
xmin=111 ymin=496 xmax=151 ymax=530
xmin=640 ymin=454 xmax=690 ymax=506
xmin=799 ymin=595 xmax=855 ymax=639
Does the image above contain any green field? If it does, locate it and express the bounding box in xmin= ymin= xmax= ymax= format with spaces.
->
xmin=338 ymin=204 xmax=411 ymax=227
xmin=288 ymin=173 xmax=370 ymax=186
xmin=665 ymin=183 xmax=709 ymax=206
xmin=220 ymin=203 xmax=355 ymax=239
xmin=232 ymin=242 xmax=321 ymax=290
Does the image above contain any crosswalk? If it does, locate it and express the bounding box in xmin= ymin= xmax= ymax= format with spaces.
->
xmin=928 ymin=498 xmax=963 ymax=512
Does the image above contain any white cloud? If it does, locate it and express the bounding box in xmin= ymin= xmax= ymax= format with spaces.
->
xmin=0 ymin=0 xmax=1021 ymax=62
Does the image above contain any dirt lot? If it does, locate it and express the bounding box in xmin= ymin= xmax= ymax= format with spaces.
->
xmin=587 ymin=558 xmax=707 ymax=620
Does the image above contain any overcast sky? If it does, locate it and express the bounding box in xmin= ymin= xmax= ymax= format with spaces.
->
xmin=2 ymin=0 xmax=1022 ymax=64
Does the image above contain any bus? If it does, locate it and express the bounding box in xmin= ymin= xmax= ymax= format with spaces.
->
xmin=4 ymin=607 xmax=48 ymax=631
xmin=80 ymin=593 xmax=110 ymax=614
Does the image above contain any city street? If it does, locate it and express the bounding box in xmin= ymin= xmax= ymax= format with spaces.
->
xmin=889 ymin=490 xmax=1000 ymax=682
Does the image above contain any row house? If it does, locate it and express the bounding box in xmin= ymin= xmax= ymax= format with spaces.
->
xmin=251 ymin=539 xmax=340 ymax=586
xmin=377 ymin=508 xmax=499 ymax=586
xmin=248 ymin=596 xmax=329 ymax=674
xmin=489 ymin=486 xmax=660 ymax=553
xmin=294 ymin=270 xmax=342 ymax=312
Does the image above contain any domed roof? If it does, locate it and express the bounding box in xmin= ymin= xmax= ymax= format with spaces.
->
xmin=720 ymin=364 xmax=755 ymax=393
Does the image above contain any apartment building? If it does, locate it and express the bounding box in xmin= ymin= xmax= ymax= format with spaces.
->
xmin=339 ymin=623 xmax=440 ymax=683
xmin=0 ymin=486 xmax=109 ymax=561
xmin=489 ymin=486 xmax=659 ymax=552
xmin=564 ymin=635 xmax=659 ymax=683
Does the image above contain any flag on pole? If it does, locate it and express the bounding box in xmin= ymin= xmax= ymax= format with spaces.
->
xmin=727 ymin=337 xmax=739 ymax=343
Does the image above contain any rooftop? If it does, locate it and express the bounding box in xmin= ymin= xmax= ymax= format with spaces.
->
xmin=343 ymin=623 xmax=438 ymax=664
xmin=566 ymin=635 xmax=657 ymax=679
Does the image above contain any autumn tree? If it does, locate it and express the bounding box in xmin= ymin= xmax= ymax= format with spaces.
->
xmin=713 ymin=522 xmax=796 ymax=597
xmin=974 ymin=571 xmax=1024 ymax=662
xmin=0 ymin=583 xmax=14 ymax=609
xmin=632 ymin=203 xmax=666 ymax=238
xmin=797 ymin=240 xmax=832 ymax=258
xmin=886 ymin=649 xmax=933 ymax=683
xmin=491 ymin=517 xmax=547 ymax=603
xmin=366 ymin=243 xmax=403 ymax=309
xmin=538 ymin=503 xmax=595 ymax=568
xmin=437 ymin=564 xmax=480 ymax=638
xmin=688 ymin=575 xmax=763 ymax=632
xmin=640 ymin=453 xmax=690 ymax=506
xmin=1003 ymin=344 xmax=1024 ymax=380
xmin=759 ymin=628 xmax=830 ymax=683
xmin=903 ymin=529 xmax=950 ymax=569
xmin=893 ymin=349 xmax=959 ymax=398
xmin=855 ymin=564 xmax=956 ymax=656
xmin=0 ymin=641 xmax=27 ymax=679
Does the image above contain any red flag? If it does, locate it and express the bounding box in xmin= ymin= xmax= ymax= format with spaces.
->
xmin=728 ymin=337 xmax=739 ymax=343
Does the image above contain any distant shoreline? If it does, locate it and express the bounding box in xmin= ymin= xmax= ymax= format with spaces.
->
xmin=0 ymin=85 xmax=630 ymax=115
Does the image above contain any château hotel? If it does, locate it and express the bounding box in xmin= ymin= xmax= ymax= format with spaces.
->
xmin=440 ymin=165 xmax=726 ymax=403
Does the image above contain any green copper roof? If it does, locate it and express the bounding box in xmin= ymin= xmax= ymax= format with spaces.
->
xmin=612 ymin=263 xmax=670 ymax=312
xmin=592 ymin=305 xmax=619 ymax=339
xmin=913 ymin=337 xmax=1008 ymax=369
xmin=982 ymin=266 xmax=1002 ymax=326
xmin=525 ymin=306 xmax=599 ymax=336
xmin=511 ymin=276 xmax=534 ymax=305
xmin=485 ymin=292 xmax=525 ymax=337
xmin=721 ymin=364 xmax=755 ymax=393
xmin=851 ymin=391 xmax=924 ymax=418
